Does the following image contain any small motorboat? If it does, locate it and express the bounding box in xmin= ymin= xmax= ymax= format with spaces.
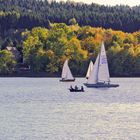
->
xmin=69 ymin=86 xmax=84 ymax=92
xmin=60 ymin=79 xmax=75 ymax=82
xmin=69 ymin=88 xmax=84 ymax=92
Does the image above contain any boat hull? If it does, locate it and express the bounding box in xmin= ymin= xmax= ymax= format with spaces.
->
xmin=60 ymin=79 xmax=75 ymax=82
xmin=84 ymin=82 xmax=119 ymax=88
xmin=69 ymin=89 xmax=84 ymax=92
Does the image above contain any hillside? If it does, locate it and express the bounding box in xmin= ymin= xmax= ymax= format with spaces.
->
xmin=0 ymin=0 xmax=140 ymax=37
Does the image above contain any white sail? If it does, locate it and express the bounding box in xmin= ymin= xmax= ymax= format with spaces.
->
xmin=98 ymin=42 xmax=110 ymax=83
xmin=86 ymin=61 xmax=94 ymax=78
xmin=87 ymin=54 xmax=99 ymax=84
xmin=61 ymin=59 xmax=74 ymax=80
xmin=66 ymin=65 xmax=74 ymax=80
xmin=61 ymin=60 xmax=68 ymax=79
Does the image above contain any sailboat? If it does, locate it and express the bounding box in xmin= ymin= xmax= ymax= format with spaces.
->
xmin=60 ymin=59 xmax=75 ymax=82
xmin=86 ymin=60 xmax=94 ymax=79
xmin=84 ymin=42 xmax=119 ymax=88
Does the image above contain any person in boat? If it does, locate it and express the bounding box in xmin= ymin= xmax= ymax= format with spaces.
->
xmin=75 ymin=85 xmax=78 ymax=90
xmin=81 ymin=86 xmax=84 ymax=91
xmin=70 ymin=85 xmax=73 ymax=90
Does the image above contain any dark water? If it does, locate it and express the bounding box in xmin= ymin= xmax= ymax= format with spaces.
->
xmin=0 ymin=78 xmax=140 ymax=139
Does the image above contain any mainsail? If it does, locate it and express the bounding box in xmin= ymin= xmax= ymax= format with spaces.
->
xmin=98 ymin=42 xmax=110 ymax=83
xmin=61 ymin=59 xmax=74 ymax=80
xmin=87 ymin=42 xmax=110 ymax=84
xmin=86 ymin=61 xmax=94 ymax=79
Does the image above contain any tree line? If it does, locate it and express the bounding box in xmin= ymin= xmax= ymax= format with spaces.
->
xmin=0 ymin=0 xmax=140 ymax=38
xmin=1 ymin=22 xmax=140 ymax=76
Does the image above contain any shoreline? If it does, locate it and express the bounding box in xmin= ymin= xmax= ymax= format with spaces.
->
xmin=0 ymin=73 xmax=140 ymax=78
xmin=0 ymin=70 xmax=139 ymax=78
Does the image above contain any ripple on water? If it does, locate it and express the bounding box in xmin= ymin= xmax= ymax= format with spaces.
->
xmin=0 ymin=78 xmax=140 ymax=139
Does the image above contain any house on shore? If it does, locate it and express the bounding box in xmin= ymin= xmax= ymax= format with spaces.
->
xmin=6 ymin=46 xmax=21 ymax=61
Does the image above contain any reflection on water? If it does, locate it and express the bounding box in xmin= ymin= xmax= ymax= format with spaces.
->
xmin=0 ymin=78 xmax=140 ymax=139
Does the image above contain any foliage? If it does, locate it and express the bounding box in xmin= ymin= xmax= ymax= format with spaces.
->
xmin=23 ymin=27 xmax=48 ymax=71
xmin=0 ymin=0 xmax=140 ymax=38
xmin=0 ymin=50 xmax=16 ymax=74
xmin=23 ymin=24 xmax=88 ymax=73
xmin=1 ymin=21 xmax=140 ymax=76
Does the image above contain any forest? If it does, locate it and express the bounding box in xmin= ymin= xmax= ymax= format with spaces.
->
xmin=0 ymin=21 xmax=140 ymax=76
xmin=0 ymin=0 xmax=140 ymax=36
xmin=0 ymin=0 xmax=140 ymax=76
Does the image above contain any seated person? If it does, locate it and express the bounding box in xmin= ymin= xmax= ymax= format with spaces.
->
xmin=75 ymin=85 xmax=78 ymax=90
xmin=70 ymin=85 xmax=73 ymax=90
xmin=81 ymin=86 xmax=84 ymax=91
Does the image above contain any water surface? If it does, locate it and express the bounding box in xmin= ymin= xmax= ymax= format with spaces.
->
xmin=0 ymin=78 xmax=140 ymax=140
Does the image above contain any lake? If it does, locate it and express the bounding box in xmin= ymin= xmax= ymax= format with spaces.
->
xmin=0 ymin=78 xmax=140 ymax=140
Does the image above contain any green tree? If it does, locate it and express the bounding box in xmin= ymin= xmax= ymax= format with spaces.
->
xmin=0 ymin=50 xmax=16 ymax=74
xmin=69 ymin=18 xmax=77 ymax=25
